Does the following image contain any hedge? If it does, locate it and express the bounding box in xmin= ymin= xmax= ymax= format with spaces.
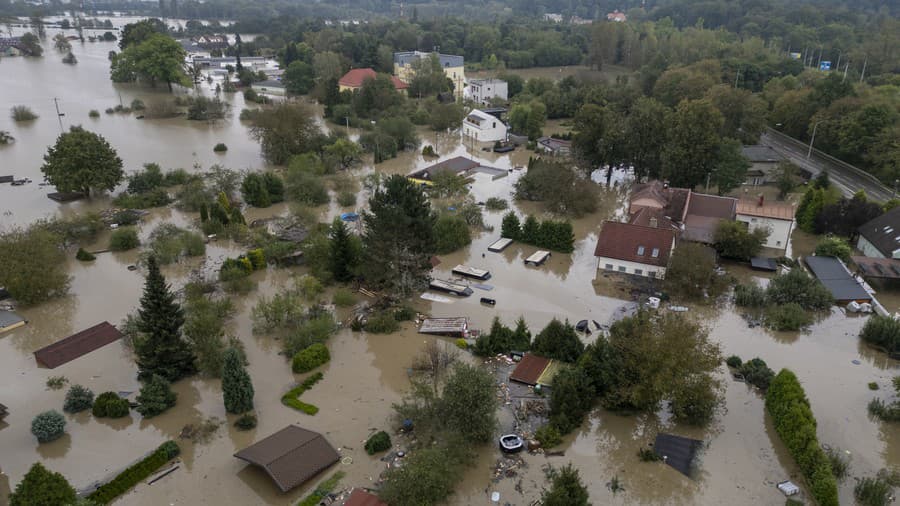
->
xmin=281 ymin=372 xmax=323 ymax=415
xmin=291 ymin=343 xmax=331 ymax=373
xmin=364 ymin=431 xmax=391 ymax=455
xmin=92 ymin=392 xmax=130 ymax=418
xmin=765 ymin=369 xmax=838 ymax=506
xmin=87 ymin=441 xmax=180 ymax=504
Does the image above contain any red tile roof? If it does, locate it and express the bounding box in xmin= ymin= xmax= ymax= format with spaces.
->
xmin=629 ymin=207 xmax=679 ymax=232
xmin=344 ymin=489 xmax=388 ymax=506
xmin=338 ymin=68 xmax=408 ymax=90
xmin=509 ymin=353 xmax=551 ymax=386
xmin=33 ymin=322 xmax=123 ymax=369
xmin=594 ymin=221 xmax=674 ymax=267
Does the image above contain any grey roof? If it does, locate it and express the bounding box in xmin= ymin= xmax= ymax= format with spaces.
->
xmin=741 ymin=145 xmax=782 ymax=163
xmin=858 ymin=207 xmax=900 ymax=257
xmin=0 ymin=310 xmax=25 ymax=330
xmin=804 ymin=256 xmax=871 ymax=303
xmin=234 ymin=425 xmax=340 ymax=492
xmin=393 ymin=51 xmax=463 ymax=68
xmin=654 ymin=433 xmax=703 ymax=478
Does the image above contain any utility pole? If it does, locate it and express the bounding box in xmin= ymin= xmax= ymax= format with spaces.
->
xmin=53 ymin=97 xmax=64 ymax=133
xmin=807 ymin=120 xmax=823 ymax=159
xmin=842 ymin=61 xmax=850 ymax=83
xmin=860 ymin=56 xmax=868 ymax=83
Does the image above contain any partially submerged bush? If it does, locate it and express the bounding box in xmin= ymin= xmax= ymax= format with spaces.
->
xmin=109 ymin=227 xmax=140 ymax=251
xmin=11 ymin=105 xmax=38 ymax=121
xmin=485 ymin=197 xmax=508 ymax=210
xmin=734 ymin=283 xmax=766 ymax=307
xmin=363 ymin=311 xmax=401 ymax=334
xmin=535 ymin=424 xmax=562 ymax=448
xmin=144 ymin=224 xmax=205 ymax=264
xmin=364 ymin=431 xmax=391 ymax=454
xmin=291 ymin=343 xmax=331 ymax=373
xmin=89 ymin=109 xmax=100 ymax=118
xmin=31 ymin=410 xmax=66 ymax=443
xmin=135 ymin=374 xmax=177 ymax=417
xmin=213 ymin=142 xmax=228 ymax=152
xmin=92 ymin=391 xmax=130 ymax=418
xmin=281 ymin=372 xmax=324 ymax=415
xmin=63 ymin=385 xmax=95 ymax=413
xmin=737 ymin=358 xmax=775 ymax=391
xmin=765 ymin=302 xmax=813 ymax=331
xmin=854 ymin=476 xmax=893 ymax=506
xmin=332 ymin=288 xmax=356 ymax=307
xmin=824 ymin=446 xmax=850 ymax=481
xmin=725 ymin=355 xmax=742 ymax=368
xmin=76 ymin=247 xmax=96 ymax=261
xmin=234 ymin=413 xmax=257 ymax=431
xmin=860 ymin=315 xmax=900 ymax=356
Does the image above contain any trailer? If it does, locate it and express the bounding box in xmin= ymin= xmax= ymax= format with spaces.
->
xmin=429 ymin=279 xmax=473 ymax=297
xmin=451 ymin=264 xmax=491 ymax=280
xmin=418 ymin=317 xmax=468 ymax=337
xmin=524 ymin=250 xmax=551 ymax=266
xmin=488 ymin=238 xmax=513 ymax=252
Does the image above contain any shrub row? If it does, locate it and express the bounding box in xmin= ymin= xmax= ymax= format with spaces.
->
xmin=291 ymin=343 xmax=331 ymax=373
xmin=765 ymin=369 xmax=838 ymax=506
xmin=87 ymin=441 xmax=180 ymax=504
xmin=281 ymin=372 xmax=324 ymax=415
xmin=500 ymin=212 xmax=574 ymax=253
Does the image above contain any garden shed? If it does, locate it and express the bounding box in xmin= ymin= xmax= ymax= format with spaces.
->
xmin=234 ymin=425 xmax=340 ymax=493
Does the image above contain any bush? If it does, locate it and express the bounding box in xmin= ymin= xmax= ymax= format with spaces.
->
xmin=433 ymin=214 xmax=471 ymax=254
xmin=765 ymin=369 xmax=838 ymax=506
xmin=485 ymin=197 xmax=508 ymax=210
xmin=213 ymin=143 xmax=228 ymax=152
xmin=734 ymin=284 xmax=766 ymax=307
xmin=364 ymin=430 xmax=392 ymax=454
xmin=92 ymin=391 xmax=130 ymax=418
xmin=713 ymin=220 xmax=769 ymax=261
xmin=234 ymin=413 xmax=257 ymax=430
xmin=63 ymin=385 xmax=94 ymax=413
xmin=284 ymin=315 xmax=335 ymax=357
xmin=109 ymin=227 xmax=140 ymax=251
xmin=281 ymin=372 xmax=323 ymax=415
xmin=766 ymin=269 xmax=833 ymax=311
xmin=535 ymin=424 xmax=562 ymax=448
xmin=725 ymin=355 xmax=743 ymax=368
xmin=738 ymin=358 xmax=775 ymax=391
xmin=296 ymin=471 xmax=346 ymax=506
xmin=815 ymin=237 xmax=852 ymax=262
xmin=31 ymin=410 xmax=66 ymax=443
xmin=46 ymin=375 xmax=68 ymax=390
xmin=0 ymin=226 xmax=71 ymax=305
xmin=89 ymin=109 xmax=100 ymax=118
xmin=76 ymin=247 xmax=96 ymax=261
xmin=135 ymin=374 xmax=177 ymax=417
xmin=422 ymin=145 xmax=437 ymax=157
xmin=824 ymin=446 xmax=850 ymax=481
xmin=854 ymin=477 xmax=893 ymax=506
xmin=868 ymin=398 xmax=900 ymax=422
xmin=87 ymin=441 xmax=180 ymax=504
xmin=131 ymin=99 xmax=145 ymax=111
xmin=869 ymin=382 xmax=880 ymax=390
xmin=113 ymin=188 xmax=172 ymax=209
xmin=291 ymin=343 xmax=331 ymax=373
xmin=332 ymin=288 xmax=356 ymax=307
xmin=337 ymin=191 xmax=356 ymax=207
xmin=363 ymin=311 xmax=401 ymax=334
xmin=11 ymin=105 xmax=38 ymax=121
xmin=860 ymin=315 xmax=900 ymax=356
xmin=765 ymin=302 xmax=813 ymax=331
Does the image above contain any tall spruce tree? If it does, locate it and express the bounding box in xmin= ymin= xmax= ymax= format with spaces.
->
xmin=361 ymin=175 xmax=436 ymax=297
xmin=134 ymin=255 xmax=196 ymax=381
xmin=9 ymin=462 xmax=77 ymax=506
xmin=329 ymin=218 xmax=357 ymax=283
xmin=222 ymin=347 xmax=254 ymax=414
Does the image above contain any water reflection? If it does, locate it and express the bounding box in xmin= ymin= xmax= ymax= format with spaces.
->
xmin=35 ymin=432 xmax=72 ymax=459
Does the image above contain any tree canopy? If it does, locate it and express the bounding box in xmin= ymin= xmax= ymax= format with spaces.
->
xmin=40 ymin=127 xmax=124 ymax=195
xmin=111 ymin=32 xmax=189 ymax=91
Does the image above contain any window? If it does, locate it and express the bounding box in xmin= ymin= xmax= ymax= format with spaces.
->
xmin=637 ymin=246 xmax=645 ymax=256
xmin=604 ymin=263 xmax=613 ymax=270
xmin=651 ymin=248 xmax=660 ymax=258
xmin=618 ymin=266 xmax=626 ymax=272
xmin=648 ymin=271 xmax=657 ymax=278
xmin=777 ymin=241 xmax=782 ymax=246
xmin=634 ymin=269 xmax=643 ymax=275
xmin=493 ymin=122 xmax=496 ymax=128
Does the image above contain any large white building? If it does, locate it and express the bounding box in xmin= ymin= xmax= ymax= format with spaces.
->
xmin=735 ymin=197 xmax=795 ymax=252
xmin=468 ymin=78 xmax=508 ymax=105
xmin=462 ymin=109 xmax=507 ymax=143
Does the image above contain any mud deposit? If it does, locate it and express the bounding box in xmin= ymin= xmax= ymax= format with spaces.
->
xmin=1 ymin=23 xmax=898 ymax=506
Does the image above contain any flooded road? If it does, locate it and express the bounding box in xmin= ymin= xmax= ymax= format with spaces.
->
xmin=1 ymin=22 xmax=899 ymax=506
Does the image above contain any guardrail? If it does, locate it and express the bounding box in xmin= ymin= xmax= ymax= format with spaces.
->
xmin=765 ymin=127 xmax=891 ymax=194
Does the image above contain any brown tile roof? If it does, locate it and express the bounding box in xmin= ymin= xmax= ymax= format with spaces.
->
xmin=344 ymin=489 xmax=388 ymax=506
xmin=686 ymin=193 xmax=736 ymax=219
xmin=628 ymin=207 xmax=679 ymax=232
xmin=509 ymin=353 xmax=551 ymax=386
xmin=234 ymin=425 xmax=340 ymax=493
xmin=594 ymin=221 xmax=674 ymax=267
xmin=851 ymin=256 xmax=900 ymax=280
xmin=338 ymin=68 xmax=408 ymax=90
xmin=631 ymin=181 xmax=691 ymax=222
xmin=736 ymin=199 xmax=795 ymax=220
xmin=33 ymin=322 xmax=122 ymax=369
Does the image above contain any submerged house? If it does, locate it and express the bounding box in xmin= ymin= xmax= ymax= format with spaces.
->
xmin=857 ymin=207 xmax=900 ymax=259
xmin=594 ymin=221 xmax=676 ymax=279
xmin=234 ymin=425 xmax=340 ymax=493
xmin=629 ymin=181 xmax=736 ymax=245
xmin=407 ymin=156 xmax=507 ymax=185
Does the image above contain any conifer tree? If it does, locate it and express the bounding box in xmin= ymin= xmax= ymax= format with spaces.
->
xmin=511 ymin=317 xmax=532 ymax=351
xmin=222 ymin=347 xmax=254 ymax=414
xmin=9 ymin=462 xmax=77 ymax=506
xmin=134 ymin=255 xmax=196 ymax=381
xmin=329 ymin=218 xmax=358 ymax=282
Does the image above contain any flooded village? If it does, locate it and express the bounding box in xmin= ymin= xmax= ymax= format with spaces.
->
xmin=1 ymin=8 xmax=900 ymax=506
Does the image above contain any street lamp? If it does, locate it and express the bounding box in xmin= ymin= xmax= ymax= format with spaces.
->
xmin=807 ymin=120 xmax=824 ymax=160
xmin=893 ymin=180 xmax=898 ymax=199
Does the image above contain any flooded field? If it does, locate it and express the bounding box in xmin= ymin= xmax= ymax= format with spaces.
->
xmin=1 ymin=25 xmax=899 ymax=506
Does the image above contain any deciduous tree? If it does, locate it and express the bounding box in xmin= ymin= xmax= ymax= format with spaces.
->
xmin=41 ymin=126 xmax=124 ymax=195
xmin=9 ymin=463 xmax=76 ymax=506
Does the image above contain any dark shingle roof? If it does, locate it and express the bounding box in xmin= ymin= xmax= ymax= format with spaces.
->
xmin=857 ymin=207 xmax=900 ymax=258
xmin=654 ymin=433 xmax=703 ymax=478
xmin=234 ymin=425 xmax=340 ymax=492
xmin=509 ymin=354 xmax=551 ymax=386
xmin=33 ymin=322 xmax=122 ymax=369
xmin=594 ymin=221 xmax=674 ymax=267
xmin=804 ymin=256 xmax=871 ymax=303
xmin=740 ymin=145 xmax=782 ymax=163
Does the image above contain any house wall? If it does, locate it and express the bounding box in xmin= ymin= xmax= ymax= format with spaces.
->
xmin=471 ymin=81 xmax=508 ymax=104
xmin=736 ymin=214 xmax=793 ymax=251
xmin=394 ymin=63 xmax=465 ymax=97
xmin=857 ymin=236 xmax=887 ymax=259
xmin=596 ymin=257 xmax=667 ymax=279
xmin=462 ymin=119 xmax=507 ymax=142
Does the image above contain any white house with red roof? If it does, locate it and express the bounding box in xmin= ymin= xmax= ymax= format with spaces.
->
xmin=594 ymin=221 xmax=676 ymax=279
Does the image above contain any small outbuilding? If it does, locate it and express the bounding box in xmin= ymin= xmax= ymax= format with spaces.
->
xmin=234 ymin=425 xmax=340 ymax=493
xmin=804 ymin=256 xmax=871 ymax=304
xmin=653 ymin=433 xmax=704 ymax=478
xmin=509 ymin=353 xmax=560 ymax=387
xmin=0 ymin=310 xmax=26 ymax=334
xmin=33 ymin=321 xmax=123 ymax=368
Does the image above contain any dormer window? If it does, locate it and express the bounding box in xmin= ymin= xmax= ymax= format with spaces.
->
xmin=651 ymin=248 xmax=660 ymax=258
xmin=637 ymin=246 xmax=645 ymax=256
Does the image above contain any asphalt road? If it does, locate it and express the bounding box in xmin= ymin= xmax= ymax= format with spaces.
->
xmin=760 ymin=130 xmax=893 ymax=203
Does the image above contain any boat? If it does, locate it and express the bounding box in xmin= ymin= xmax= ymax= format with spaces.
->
xmin=493 ymin=145 xmax=515 ymax=153
xmin=480 ymin=297 xmax=496 ymax=306
xmin=499 ymin=434 xmax=524 ymax=453
xmin=575 ymin=320 xmax=590 ymax=333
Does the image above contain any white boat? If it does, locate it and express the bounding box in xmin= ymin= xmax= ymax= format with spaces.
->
xmin=499 ymin=434 xmax=524 ymax=453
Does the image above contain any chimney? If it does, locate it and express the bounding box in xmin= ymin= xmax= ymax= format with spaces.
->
xmin=649 ymin=217 xmax=658 ymax=228
xmin=758 ymin=194 xmax=764 ymax=207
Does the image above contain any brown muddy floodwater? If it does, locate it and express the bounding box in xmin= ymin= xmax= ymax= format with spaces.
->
xmin=1 ymin=24 xmax=899 ymax=506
